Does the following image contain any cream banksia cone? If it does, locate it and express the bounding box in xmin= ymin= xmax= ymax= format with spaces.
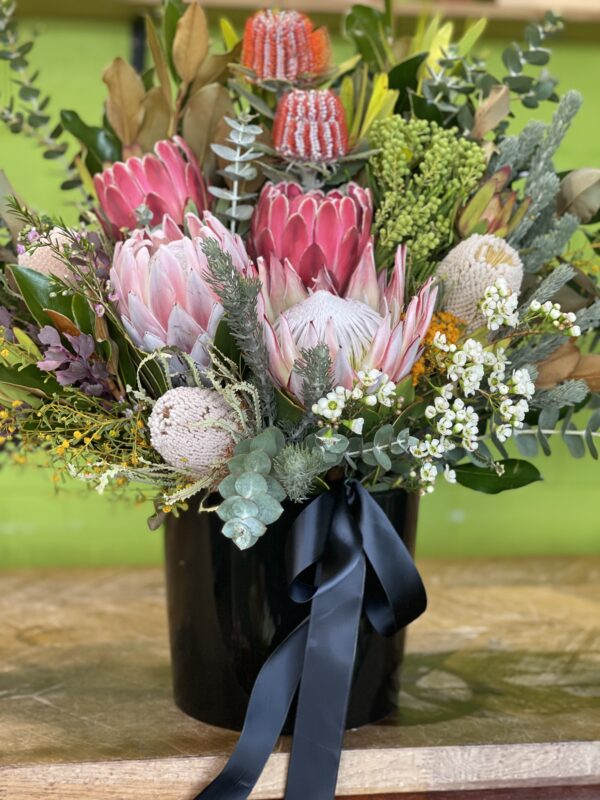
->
xmin=18 ymin=228 xmax=74 ymax=282
xmin=436 ymin=234 xmax=523 ymax=331
xmin=149 ymin=387 xmax=239 ymax=478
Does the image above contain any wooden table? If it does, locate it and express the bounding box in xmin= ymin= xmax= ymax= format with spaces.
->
xmin=1 ymin=557 xmax=599 ymax=799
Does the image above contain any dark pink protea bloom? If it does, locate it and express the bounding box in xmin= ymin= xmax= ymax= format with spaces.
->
xmin=241 ymin=10 xmax=330 ymax=82
xmin=251 ymin=181 xmax=372 ymax=295
xmin=272 ymin=89 xmax=349 ymax=164
xmin=94 ymin=136 xmax=209 ymax=235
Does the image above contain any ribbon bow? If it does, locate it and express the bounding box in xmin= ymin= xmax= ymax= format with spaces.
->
xmin=194 ymin=480 xmax=427 ymax=800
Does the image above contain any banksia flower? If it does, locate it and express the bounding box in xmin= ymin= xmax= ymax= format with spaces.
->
xmin=241 ymin=10 xmax=330 ymax=83
xmin=17 ymin=227 xmax=74 ymax=282
xmin=251 ymin=181 xmax=372 ymax=296
xmin=109 ymin=212 xmax=252 ymax=367
xmin=273 ymin=89 xmax=349 ymax=164
xmin=94 ymin=137 xmax=209 ymax=236
xmin=436 ymin=234 xmax=523 ymax=331
xmin=260 ymin=244 xmax=437 ymax=400
xmin=149 ymin=387 xmax=239 ymax=477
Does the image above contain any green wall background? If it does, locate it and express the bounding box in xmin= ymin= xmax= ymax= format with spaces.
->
xmin=0 ymin=17 xmax=599 ymax=568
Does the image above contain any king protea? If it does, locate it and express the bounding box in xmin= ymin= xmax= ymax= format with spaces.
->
xmin=258 ymin=244 xmax=438 ymax=401
xmin=109 ymin=213 xmax=251 ymax=367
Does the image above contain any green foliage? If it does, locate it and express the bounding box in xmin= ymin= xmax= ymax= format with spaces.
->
xmin=217 ymin=428 xmax=287 ymax=549
xmin=202 ymin=238 xmax=276 ymax=424
xmin=369 ymin=116 xmax=486 ymax=288
xmin=0 ymin=1 xmax=83 ymax=193
xmin=209 ymin=114 xmax=262 ymax=234
xmin=454 ymin=458 xmax=542 ymax=494
xmin=511 ymin=408 xmax=600 ymax=461
xmin=273 ymin=443 xmax=326 ymax=502
xmin=293 ymin=345 xmax=333 ymax=415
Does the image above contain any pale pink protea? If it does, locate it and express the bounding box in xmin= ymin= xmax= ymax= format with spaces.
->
xmin=241 ymin=10 xmax=330 ymax=82
xmin=259 ymin=245 xmax=438 ymax=400
xmin=94 ymin=137 xmax=209 ymax=236
xmin=251 ymin=181 xmax=372 ymax=295
xmin=109 ymin=212 xmax=251 ymax=366
xmin=273 ymin=89 xmax=348 ymax=163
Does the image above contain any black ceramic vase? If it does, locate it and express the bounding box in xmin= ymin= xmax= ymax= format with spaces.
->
xmin=164 ymin=489 xmax=419 ymax=732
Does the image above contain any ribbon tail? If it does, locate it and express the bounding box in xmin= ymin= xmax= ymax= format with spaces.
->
xmin=285 ymin=555 xmax=366 ymax=800
xmin=193 ymin=622 xmax=308 ymax=800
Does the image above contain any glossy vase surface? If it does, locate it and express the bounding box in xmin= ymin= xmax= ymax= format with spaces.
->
xmin=164 ymin=489 xmax=419 ymax=732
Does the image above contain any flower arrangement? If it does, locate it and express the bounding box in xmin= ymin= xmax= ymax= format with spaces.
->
xmin=0 ymin=1 xmax=599 ymax=540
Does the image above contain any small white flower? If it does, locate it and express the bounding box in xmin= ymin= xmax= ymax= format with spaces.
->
xmin=420 ymin=461 xmax=438 ymax=483
xmin=444 ymin=465 xmax=457 ymax=483
xmin=363 ymin=394 xmax=378 ymax=407
xmin=569 ymin=325 xmax=581 ymax=337
xmin=345 ymin=417 xmax=365 ymax=435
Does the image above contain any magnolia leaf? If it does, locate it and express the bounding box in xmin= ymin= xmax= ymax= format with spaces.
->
xmin=182 ymin=82 xmax=233 ymax=165
xmin=173 ymin=2 xmax=209 ymax=84
xmin=557 ymin=168 xmax=600 ymax=223
xmin=471 ymin=84 xmax=510 ymax=139
xmin=44 ymin=310 xmax=81 ymax=338
xmin=9 ymin=265 xmax=74 ymax=327
xmin=455 ymin=459 xmax=542 ymax=494
xmin=137 ymin=86 xmax=171 ymax=152
xmin=571 ymin=352 xmax=600 ymax=392
xmin=535 ymin=341 xmax=580 ymax=390
xmin=102 ymin=57 xmax=145 ymax=146
xmin=189 ymin=42 xmax=241 ymax=93
xmin=145 ymin=16 xmax=173 ymax=109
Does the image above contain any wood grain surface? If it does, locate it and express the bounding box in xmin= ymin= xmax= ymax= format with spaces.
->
xmin=1 ymin=557 xmax=599 ymax=798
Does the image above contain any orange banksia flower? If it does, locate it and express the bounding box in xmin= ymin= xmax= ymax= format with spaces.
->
xmin=273 ymin=89 xmax=349 ymax=164
xmin=241 ymin=10 xmax=330 ymax=82
xmin=412 ymin=312 xmax=465 ymax=385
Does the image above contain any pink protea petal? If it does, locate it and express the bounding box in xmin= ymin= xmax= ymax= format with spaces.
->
xmin=166 ymin=305 xmax=203 ymax=352
xmin=128 ymin=292 xmax=166 ymax=341
xmin=262 ymin=317 xmax=294 ymax=387
xmin=334 ymin=227 xmax=360 ymax=293
xmin=297 ymin=242 xmax=327 ymax=288
xmin=267 ymin=191 xmax=290 ymax=253
xmin=112 ymin=161 xmax=144 ymax=208
xmin=345 ymin=242 xmax=379 ymax=310
xmin=331 ymin=344 xmax=354 ymax=389
xmin=155 ymin=139 xmax=189 ymax=202
xmin=103 ymin=185 xmax=137 ymax=230
xmin=281 ymin=213 xmax=310 ymax=268
xmin=384 ymin=245 xmax=407 ymax=322
xmin=314 ymin=201 xmax=339 ymax=267
xmin=361 ymin=316 xmax=392 ymax=372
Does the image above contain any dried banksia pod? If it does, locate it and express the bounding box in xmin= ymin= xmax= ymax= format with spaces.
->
xmin=273 ymin=89 xmax=349 ymax=164
xmin=149 ymin=387 xmax=239 ymax=478
xmin=436 ymin=234 xmax=524 ymax=331
xmin=241 ymin=10 xmax=330 ymax=83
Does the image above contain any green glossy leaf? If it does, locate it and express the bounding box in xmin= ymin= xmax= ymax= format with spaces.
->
xmin=275 ymin=389 xmax=304 ymax=424
xmin=388 ymin=52 xmax=427 ymax=114
xmin=454 ymin=459 xmax=542 ymax=494
xmin=9 ymin=265 xmax=74 ymax=327
xmin=60 ymin=110 xmax=121 ymax=173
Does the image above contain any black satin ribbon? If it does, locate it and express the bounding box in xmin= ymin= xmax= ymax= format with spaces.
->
xmin=194 ymin=480 xmax=427 ymax=800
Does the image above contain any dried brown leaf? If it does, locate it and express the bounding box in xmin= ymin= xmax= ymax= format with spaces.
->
xmin=557 ymin=168 xmax=600 ymax=223
xmin=182 ymin=82 xmax=233 ymax=167
xmin=571 ymin=353 xmax=600 ymax=392
xmin=137 ymin=87 xmax=171 ymax=152
xmin=173 ymin=2 xmax=209 ymax=84
xmin=102 ymin=57 xmax=145 ymax=146
xmin=189 ymin=42 xmax=242 ymax=94
xmin=472 ymin=85 xmax=510 ymax=140
xmin=145 ymin=16 xmax=173 ymax=110
xmin=535 ymin=341 xmax=580 ymax=390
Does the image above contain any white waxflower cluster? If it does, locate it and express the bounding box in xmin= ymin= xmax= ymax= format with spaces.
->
xmin=479 ymin=278 xmax=519 ymax=331
xmin=312 ymin=369 xmax=398 ymax=432
xmin=433 ymin=333 xmax=502 ymax=397
xmin=528 ymin=299 xmax=580 ymax=337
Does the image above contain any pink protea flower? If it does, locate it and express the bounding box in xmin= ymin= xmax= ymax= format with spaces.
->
xmin=259 ymin=245 xmax=438 ymax=401
xmin=94 ymin=137 xmax=209 ymax=235
xmin=251 ymin=181 xmax=372 ymax=295
xmin=109 ymin=212 xmax=251 ymax=366
xmin=241 ymin=10 xmax=330 ymax=82
xmin=273 ymin=89 xmax=349 ymax=163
